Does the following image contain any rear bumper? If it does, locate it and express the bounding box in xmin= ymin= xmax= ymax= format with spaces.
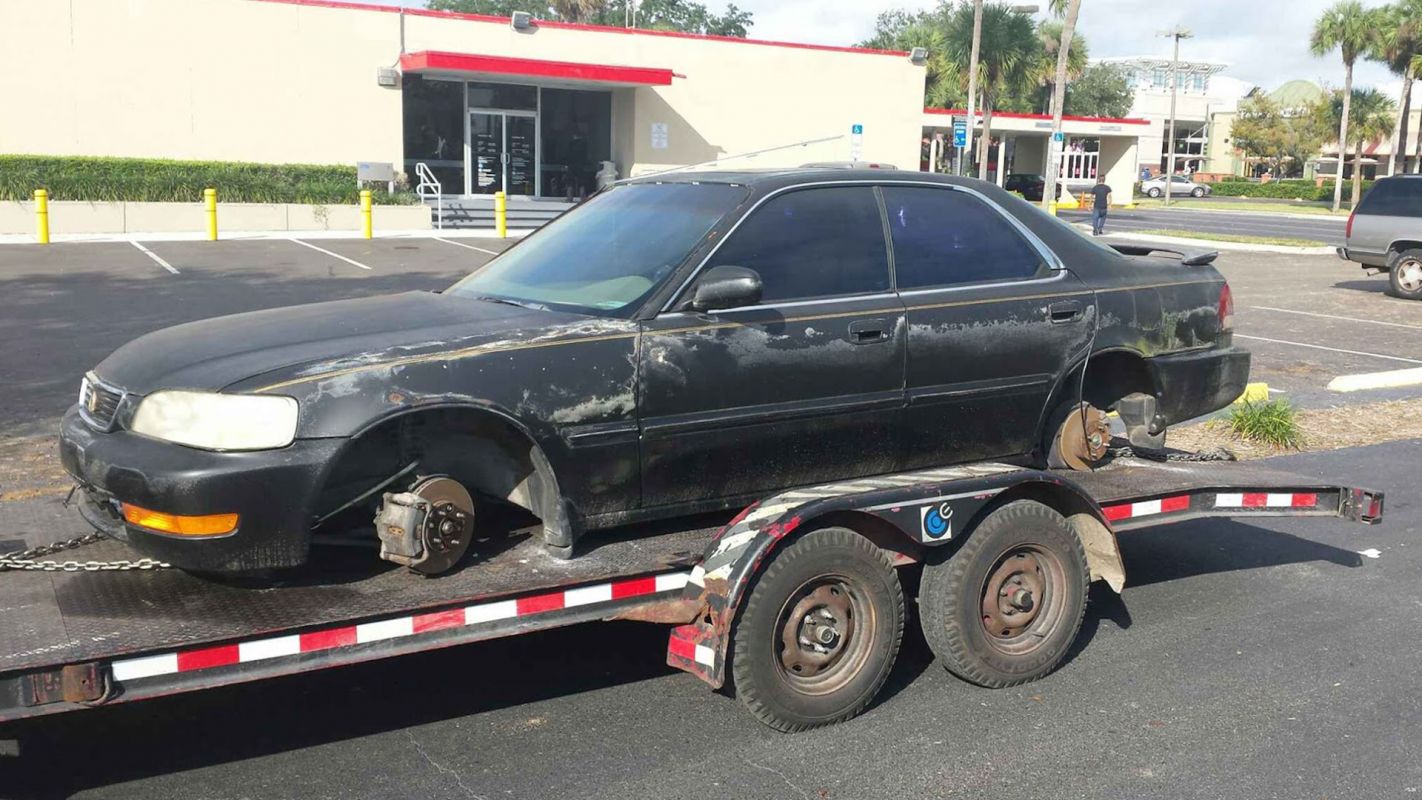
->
xmin=1337 ymin=245 xmax=1389 ymax=269
xmin=58 ymin=406 xmax=344 ymax=571
xmin=1149 ymin=346 xmax=1251 ymax=426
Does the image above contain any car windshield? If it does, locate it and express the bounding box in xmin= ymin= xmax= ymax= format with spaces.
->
xmin=449 ymin=182 xmax=747 ymax=317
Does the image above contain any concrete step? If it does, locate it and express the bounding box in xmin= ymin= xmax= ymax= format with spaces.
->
xmin=424 ymin=196 xmax=574 ymax=230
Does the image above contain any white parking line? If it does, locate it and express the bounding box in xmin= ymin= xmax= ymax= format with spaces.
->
xmin=1234 ymin=334 xmax=1422 ymax=365
xmin=129 ymin=240 xmax=179 ymax=274
xmin=1249 ymin=306 xmax=1422 ymax=331
xmin=433 ymin=237 xmax=500 ymax=256
xmin=289 ymin=238 xmax=371 ymax=270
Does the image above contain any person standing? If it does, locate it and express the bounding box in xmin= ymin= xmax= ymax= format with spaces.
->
xmin=1090 ymin=177 xmax=1112 ymax=236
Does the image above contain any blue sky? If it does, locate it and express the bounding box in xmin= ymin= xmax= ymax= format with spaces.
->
xmin=351 ymin=0 xmax=1405 ymax=100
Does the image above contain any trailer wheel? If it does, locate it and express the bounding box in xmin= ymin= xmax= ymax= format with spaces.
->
xmin=919 ymin=500 xmax=1087 ymax=688
xmin=729 ymin=527 xmax=904 ymax=732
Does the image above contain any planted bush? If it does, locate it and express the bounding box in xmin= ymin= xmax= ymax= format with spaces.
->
xmin=1209 ymin=178 xmax=1372 ymax=201
xmin=1225 ymin=399 xmax=1302 ymax=448
xmin=0 ymin=155 xmax=418 ymax=205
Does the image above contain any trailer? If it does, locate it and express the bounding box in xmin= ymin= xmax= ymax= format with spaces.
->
xmin=0 ymin=455 xmax=1384 ymax=732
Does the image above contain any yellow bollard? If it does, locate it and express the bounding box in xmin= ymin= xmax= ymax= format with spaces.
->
xmin=1234 ymin=382 xmax=1270 ymax=404
xmin=204 ymin=188 xmax=218 ymax=241
xmin=494 ymin=190 xmax=507 ymax=239
xmin=34 ymin=189 xmax=50 ymax=245
xmin=360 ymin=190 xmax=373 ymax=240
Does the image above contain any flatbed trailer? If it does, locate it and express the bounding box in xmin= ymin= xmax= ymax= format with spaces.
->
xmin=0 ymin=456 xmax=1384 ymax=731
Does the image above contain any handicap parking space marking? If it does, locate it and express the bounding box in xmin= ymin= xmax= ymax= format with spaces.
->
xmin=289 ymin=238 xmax=372 ymax=270
xmin=129 ymin=240 xmax=180 ymax=274
xmin=1248 ymin=306 xmax=1422 ymax=331
xmin=1234 ymin=334 xmax=1422 ymax=365
xmin=433 ymin=237 xmax=500 ymax=256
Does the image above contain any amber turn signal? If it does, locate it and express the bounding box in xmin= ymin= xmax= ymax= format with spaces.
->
xmin=121 ymin=504 xmax=239 ymax=537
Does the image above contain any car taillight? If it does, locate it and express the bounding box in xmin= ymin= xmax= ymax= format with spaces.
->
xmin=1345 ymin=210 xmax=1355 ymax=239
xmin=1218 ymin=283 xmax=1234 ymax=332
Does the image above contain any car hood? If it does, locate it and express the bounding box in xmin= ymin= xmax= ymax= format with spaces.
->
xmin=93 ymin=291 xmax=609 ymax=395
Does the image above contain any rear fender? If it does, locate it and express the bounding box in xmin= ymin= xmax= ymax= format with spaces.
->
xmin=666 ymin=466 xmax=1124 ymax=688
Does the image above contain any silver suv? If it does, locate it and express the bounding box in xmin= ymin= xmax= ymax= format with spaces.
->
xmin=1339 ymin=175 xmax=1422 ymax=300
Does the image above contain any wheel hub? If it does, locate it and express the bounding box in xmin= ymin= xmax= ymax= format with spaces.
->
xmin=779 ymin=583 xmax=857 ymax=679
xmin=982 ymin=552 xmax=1049 ymax=638
xmin=1049 ymin=403 xmax=1110 ymax=471
xmin=1400 ymin=260 xmax=1422 ymax=292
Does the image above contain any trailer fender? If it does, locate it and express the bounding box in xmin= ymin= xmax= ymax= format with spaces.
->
xmin=666 ymin=466 xmax=1124 ymax=688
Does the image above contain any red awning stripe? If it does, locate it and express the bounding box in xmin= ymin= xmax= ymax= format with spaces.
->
xmin=400 ymin=51 xmax=674 ymax=86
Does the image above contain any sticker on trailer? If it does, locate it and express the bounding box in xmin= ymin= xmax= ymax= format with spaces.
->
xmin=919 ymin=501 xmax=954 ymax=541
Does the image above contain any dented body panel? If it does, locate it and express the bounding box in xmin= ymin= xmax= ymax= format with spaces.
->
xmin=60 ymin=170 xmax=1249 ymax=571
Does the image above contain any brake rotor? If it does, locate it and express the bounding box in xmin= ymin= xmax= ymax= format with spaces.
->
xmin=407 ymin=476 xmax=475 ymax=576
xmin=1049 ymin=402 xmax=1110 ymax=471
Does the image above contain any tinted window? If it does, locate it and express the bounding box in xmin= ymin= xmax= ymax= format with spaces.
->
xmin=881 ymin=187 xmax=1046 ymax=289
xmin=709 ymin=187 xmax=890 ymax=302
xmin=1358 ymin=179 xmax=1422 ymax=217
xmin=450 ymin=182 xmax=746 ymax=316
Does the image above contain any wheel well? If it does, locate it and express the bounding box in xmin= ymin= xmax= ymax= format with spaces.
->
xmin=800 ymin=510 xmax=927 ymax=564
xmin=311 ymin=407 xmax=569 ymax=543
xmin=1038 ymin=349 xmax=1156 ymax=448
xmin=963 ymin=480 xmax=1125 ymax=592
xmin=1389 ymin=241 xmax=1422 ymax=261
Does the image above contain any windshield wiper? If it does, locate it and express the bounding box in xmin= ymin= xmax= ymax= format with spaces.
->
xmin=474 ymin=295 xmax=550 ymax=312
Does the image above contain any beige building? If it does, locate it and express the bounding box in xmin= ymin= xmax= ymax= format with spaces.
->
xmin=0 ymin=0 xmax=927 ymax=199
xmin=1099 ymin=57 xmax=1250 ymax=176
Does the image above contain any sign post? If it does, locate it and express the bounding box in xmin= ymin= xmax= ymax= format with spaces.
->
xmin=850 ymin=123 xmax=863 ymax=162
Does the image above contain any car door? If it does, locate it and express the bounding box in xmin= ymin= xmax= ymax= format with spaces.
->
xmin=638 ymin=185 xmax=907 ymax=510
xmin=879 ymin=184 xmax=1095 ymax=468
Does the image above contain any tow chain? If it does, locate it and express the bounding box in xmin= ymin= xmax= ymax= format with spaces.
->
xmin=0 ymin=532 xmax=171 ymax=572
xmin=1108 ymin=445 xmax=1237 ymax=463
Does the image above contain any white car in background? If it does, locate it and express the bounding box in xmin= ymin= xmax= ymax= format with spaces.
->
xmin=1141 ymin=175 xmax=1212 ymax=198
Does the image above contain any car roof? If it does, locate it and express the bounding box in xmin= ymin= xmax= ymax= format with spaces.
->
xmin=622 ymin=168 xmax=983 ymax=192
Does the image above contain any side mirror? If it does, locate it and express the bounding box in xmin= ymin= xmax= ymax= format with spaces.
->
xmin=690 ymin=265 xmax=762 ymax=312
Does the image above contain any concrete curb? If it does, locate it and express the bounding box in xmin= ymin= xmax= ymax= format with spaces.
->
xmin=1128 ymin=203 xmax=1349 ymax=222
xmin=1098 ymin=231 xmax=1335 ymax=256
xmin=0 ymin=229 xmax=531 ymax=245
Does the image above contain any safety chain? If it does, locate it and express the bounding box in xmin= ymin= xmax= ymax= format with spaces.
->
xmin=1108 ymin=445 xmax=1237 ymax=463
xmin=0 ymin=531 xmax=171 ymax=572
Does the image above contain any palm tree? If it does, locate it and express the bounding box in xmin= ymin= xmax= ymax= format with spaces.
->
xmin=1321 ymin=88 xmax=1398 ymax=205
xmin=1372 ymin=1 xmax=1422 ymax=175
xmin=1032 ymin=18 xmax=1088 ymax=112
xmin=1041 ymin=0 xmax=1082 ymax=209
xmin=1311 ymin=0 xmax=1382 ymax=210
xmin=945 ymin=2 xmax=1039 ymax=181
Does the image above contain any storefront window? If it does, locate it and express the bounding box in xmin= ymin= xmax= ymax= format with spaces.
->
xmin=467 ymin=82 xmax=537 ymax=111
xmin=402 ymin=75 xmax=464 ymax=194
xmin=539 ymin=89 xmax=612 ymax=199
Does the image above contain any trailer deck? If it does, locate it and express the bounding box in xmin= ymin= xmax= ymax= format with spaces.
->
xmin=0 ymin=455 xmax=1383 ymax=724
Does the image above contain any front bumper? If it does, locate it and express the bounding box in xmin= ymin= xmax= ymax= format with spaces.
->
xmin=58 ymin=406 xmax=345 ymax=571
xmin=1149 ymin=345 xmax=1251 ymax=426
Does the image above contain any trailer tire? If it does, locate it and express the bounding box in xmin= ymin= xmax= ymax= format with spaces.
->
xmin=919 ymin=500 xmax=1087 ymax=688
xmin=729 ymin=527 xmax=904 ymax=732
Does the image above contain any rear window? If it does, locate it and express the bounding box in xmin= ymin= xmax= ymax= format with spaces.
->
xmin=1358 ymin=179 xmax=1422 ymax=217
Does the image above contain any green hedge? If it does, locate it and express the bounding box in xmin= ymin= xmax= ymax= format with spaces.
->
xmin=0 ymin=155 xmax=419 ymax=205
xmin=1209 ymin=178 xmax=1373 ymax=201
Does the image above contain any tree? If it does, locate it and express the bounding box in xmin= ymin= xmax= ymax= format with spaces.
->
xmin=1372 ymin=1 xmax=1422 ymax=174
xmin=1314 ymin=87 xmax=1398 ymax=205
xmin=1040 ymin=0 xmax=1080 ymax=210
xmin=942 ymin=2 xmax=1038 ymax=180
xmin=1231 ymin=92 xmax=1326 ymax=178
xmin=1062 ymin=63 xmax=1133 ymax=118
xmin=426 ymin=0 xmax=753 ymax=36
xmin=1311 ymin=0 xmax=1383 ymax=210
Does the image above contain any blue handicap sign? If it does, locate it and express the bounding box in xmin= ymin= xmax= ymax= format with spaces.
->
xmin=1053 ymin=131 xmax=1064 ymax=142
xmin=952 ymin=121 xmax=968 ymax=148
xmin=851 ymin=124 xmax=863 ymax=135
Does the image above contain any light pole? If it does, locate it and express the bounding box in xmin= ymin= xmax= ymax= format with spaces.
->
xmin=1159 ymin=25 xmax=1191 ymax=206
xmin=962 ymin=3 xmax=1038 ymax=178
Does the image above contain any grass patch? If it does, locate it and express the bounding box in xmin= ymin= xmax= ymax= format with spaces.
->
xmin=1222 ymin=400 xmax=1303 ymax=449
xmin=1131 ymin=228 xmax=1329 ymax=248
xmin=1132 ymin=198 xmax=1349 ymax=216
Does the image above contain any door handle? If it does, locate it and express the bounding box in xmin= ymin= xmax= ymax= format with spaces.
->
xmin=1048 ymin=301 xmax=1085 ymax=324
xmin=848 ymin=319 xmax=889 ymax=344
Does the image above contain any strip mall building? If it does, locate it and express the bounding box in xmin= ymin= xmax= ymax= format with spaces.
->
xmin=1 ymin=0 xmax=1142 ymax=201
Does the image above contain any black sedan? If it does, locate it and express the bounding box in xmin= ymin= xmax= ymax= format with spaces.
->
xmin=60 ymin=169 xmax=1249 ymax=574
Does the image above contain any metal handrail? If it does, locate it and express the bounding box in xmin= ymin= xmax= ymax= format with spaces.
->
xmin=414 ymin=162 xmax=443 ymax=231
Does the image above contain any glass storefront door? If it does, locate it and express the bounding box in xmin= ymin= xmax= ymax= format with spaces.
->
xmin=468 ymin=111 xmax=537 ymax=196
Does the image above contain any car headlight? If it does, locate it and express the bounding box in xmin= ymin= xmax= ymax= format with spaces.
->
xmin=130 ymin=391 xmax=299 ymax=451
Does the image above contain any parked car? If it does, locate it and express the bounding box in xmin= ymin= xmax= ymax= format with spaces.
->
xmin=1337 ymin=174 xmax=1422 ymax=300
xmin=59 ymin=170 xmax=1249 ymax=574
xmin=1141 ymin=175 xmax=1211 ymax=198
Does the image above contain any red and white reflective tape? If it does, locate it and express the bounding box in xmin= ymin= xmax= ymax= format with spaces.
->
xmin=1214 ymin=492 xmax=1317 ymax=509
xmin=112 ymin=571 xmax=690 ymax=682
xmin=667 ymin=629 xmax=717 ymax=668
xmin=1101 ymin=494 xmax=1190 ymax=522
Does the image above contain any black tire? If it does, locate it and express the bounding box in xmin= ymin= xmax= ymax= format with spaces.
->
xmin=918 ymin=500 xmax=1087 ymax=688
xmin=729 ymin=526 xmax=904 ymax=732
xmin=1387 ymin=249 xmax=1422 ymax=300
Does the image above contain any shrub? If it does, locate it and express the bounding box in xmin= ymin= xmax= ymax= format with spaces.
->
xmin=1225 ymin=400 xmax=1302 ymax=448
xmin=0 ymin=155 xmax=419 ymax=205
xmin=1209 ymin=178 xmax=1373 ymax=202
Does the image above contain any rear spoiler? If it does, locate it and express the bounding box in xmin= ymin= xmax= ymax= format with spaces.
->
xmin=1108 ymin=242 xmax=1219 ymax=266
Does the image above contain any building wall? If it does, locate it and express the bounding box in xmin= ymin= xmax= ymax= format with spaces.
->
xmin=0 ymin=0 xmax=925 ymax=178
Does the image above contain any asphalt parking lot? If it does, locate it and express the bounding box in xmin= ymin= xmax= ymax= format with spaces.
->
xmin=1060 ymin=207 xmax=1347 ymax=244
